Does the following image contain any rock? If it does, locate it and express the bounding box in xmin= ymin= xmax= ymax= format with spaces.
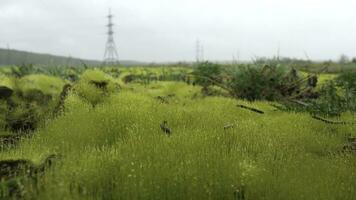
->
xmin=0 ymin=86 xmax=13 ymax=99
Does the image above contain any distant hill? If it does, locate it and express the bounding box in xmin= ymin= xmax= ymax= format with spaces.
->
xmin=0 ymin=48 xmax=145 ymax=66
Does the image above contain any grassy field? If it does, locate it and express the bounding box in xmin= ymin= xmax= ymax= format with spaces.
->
xmin=1 ymin=77 xmax=356 ymax=199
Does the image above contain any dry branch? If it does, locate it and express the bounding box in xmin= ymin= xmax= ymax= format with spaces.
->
xmin=311 ymin=115 xmax=356 ymax=125
xmin=237 ymin=104 xmax=264 ymax=114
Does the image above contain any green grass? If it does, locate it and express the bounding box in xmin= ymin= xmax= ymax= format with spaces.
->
xmin=18 ymin=74 xmax=67 ymax=96
xmin=299 ymin=72 xmax=337 ymax=90
xmin=318 ymin=74 xmax=338 ymax=85
xmin=1 ymin=82 xmax=355 ymax=199
xmin=0 ymin=74 xmax=15 ymax=89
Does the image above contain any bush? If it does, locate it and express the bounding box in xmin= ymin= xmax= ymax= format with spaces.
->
xmin=309 ymin=81 xmax=346 ymax=116
xmin=0 ymin=74 xmax=66 ymax=132
xmin=192 ymin=62 xmax=222 ymax=94
xmin=18 ymin=74 xmax=66 ymax=97
xmin=10 ymin=64 xmax=35 ymax=78
xmin=74 ymin=70 xmax=118 ymax=107
xmin=335 ymin=71 xmax=356 ymax=112
xmin=5 ymin=101 xmax=41 ymax=132
xmin=336 ymin=71 xmax=356 ymax=93
xmin=228 ymin=65 xmax=299 ymax=101
xmin=282 ymin=79 xmax=355 ymax=116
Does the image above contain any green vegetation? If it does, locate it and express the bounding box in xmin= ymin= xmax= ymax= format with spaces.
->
xmin=228 ymin=65 xmax=298 ymax=101
xmin=0 ymin=63 xmax=355 ymax=199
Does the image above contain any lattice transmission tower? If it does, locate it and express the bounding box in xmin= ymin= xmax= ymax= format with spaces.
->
xmin=103 ymin=9 xmax=119 ymax=65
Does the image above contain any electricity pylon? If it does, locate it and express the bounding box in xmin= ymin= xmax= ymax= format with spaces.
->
xmin=103 ymin=9 xmax=119 ymax=65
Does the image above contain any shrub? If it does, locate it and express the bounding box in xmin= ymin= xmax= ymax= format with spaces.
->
xmin=0 ymin=74 xmax=66 ymax=132
xmin=309 ymin=81 xmax=346 ymax=116
xmin=18 ymin=74 xmax=66 ymax=97
xmin=281 ymin=80 xmax=355 ymax=116
xmin=336 ymin=71 xmax=356 ymax=93
xmin=192 ymin=62 xmax=222 ymax=94
xmin=5 ymin=101 xmax=41 ymax=132
xmin=74 ymin=70 xmax=117 ymax=107
xmin=10 ymin=64 xmax=35 ymax=78
xmin=228 ymin=65 xmax=299 ymax=101
xmin=335 ymin=71 xmax=356 ymax=112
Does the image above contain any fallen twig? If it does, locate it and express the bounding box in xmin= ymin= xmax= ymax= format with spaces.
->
xmin=269 ymin=103 xmax=286 ymax=111
xmin=224 ymin=124 xmax=234 ymax=130
xmin=237 ymin=104 xmax=264 ymax=114
xmin=311 ymin=115 xmax=356 ymax=125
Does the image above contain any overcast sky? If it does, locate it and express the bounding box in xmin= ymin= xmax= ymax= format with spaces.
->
xmin=1 ymin=0 xmax=356 ymax=62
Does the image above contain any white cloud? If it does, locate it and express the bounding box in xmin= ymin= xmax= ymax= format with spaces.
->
xmin=0 ymin=0 xmax=356 ymax=61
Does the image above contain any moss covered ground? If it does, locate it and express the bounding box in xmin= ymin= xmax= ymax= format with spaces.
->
xmin=0 ymin=76 xmax=355 ymax=199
